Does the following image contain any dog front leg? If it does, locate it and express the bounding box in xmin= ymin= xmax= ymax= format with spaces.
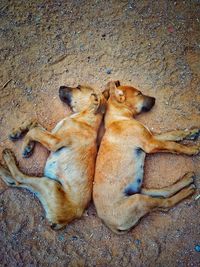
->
xmin=9 ymin=119 xmax=39 ymax=140
xmin=154 ymin=128 xmax=200 ymax=141
xmin=22 ymin=127 xmax=69 ymax=157
xmin=141 ymin=136 xmax=200 ymax=155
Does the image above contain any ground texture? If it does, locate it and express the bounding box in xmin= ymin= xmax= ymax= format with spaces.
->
xmin=0 ymin=0 xmax=200 ymax=266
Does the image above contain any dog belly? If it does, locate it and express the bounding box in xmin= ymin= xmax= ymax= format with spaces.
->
xmin=94 ymin=147 xmax=146 ymax=199
xmin=44 ymin=147 xmax=69 ymax=180
xmin=124 ymin=148 xmax=145 ymax=195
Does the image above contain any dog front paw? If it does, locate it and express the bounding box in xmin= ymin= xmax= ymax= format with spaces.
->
xmin=9 ymin=130 xmax=23 ymax=141
xmin=187 ymin=129 xmax=200 ymax=140
xmin=22 ymin=142 xmax=35 ymax=158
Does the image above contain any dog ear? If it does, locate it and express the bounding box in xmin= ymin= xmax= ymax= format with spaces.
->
xmin=102 ymin=88 xmax=110 ymax=100
xmin=102 ymin=81 xmax=114 ymax=100
xmin=104 ymin=81 xmax=120 ymax=97
xmin=90 ymin=93 xmax=107 ymax=114
xmin=114 ymin=80 xmax=120 ymax=87
xmin=114 ymin=88 xmax=126 ymax=103
xmin=105 ymin=81 xmax=117 ymax=95
xmin=90 ymin=93 xmax=102 ymax=114
xmin=104 ymin=81 xmax=124 ymax=103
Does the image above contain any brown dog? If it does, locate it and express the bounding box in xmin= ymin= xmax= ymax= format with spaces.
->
xmin=93 ymin=81 xmax=200 ymax=234
xmin=0 ymin=85 xmax=106 ymax=230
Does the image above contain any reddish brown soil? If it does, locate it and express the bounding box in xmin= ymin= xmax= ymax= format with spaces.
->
xmin=0 ymin=0 xmax=200 ymax=266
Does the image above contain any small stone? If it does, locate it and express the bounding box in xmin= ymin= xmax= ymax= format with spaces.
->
xmin=71 ymin=236 xmax=78 ymax=241
xmin=58 ymin=235 xmax=65 ymax=241
xmin=106 ymin=68 xmax=112 ymax=74
xmin=195 ymin=245 xmax=200 ymax=252
xmin=35 ymin=16 xmax=41 ymax=24
xmin=26 ymin=87 xmax=32 ymax=94
xmin=135 ymin=239 xmax=141 ymax=245
xmin=80 ymin=44 xmax=84 ymax=51
xmin=0 ymin=206 xmax=5 ymax=213
xmin=167 ymin=26 xmax=174 ymax=33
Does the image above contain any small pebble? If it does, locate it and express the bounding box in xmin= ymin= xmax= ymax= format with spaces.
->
xmin=135 ymin=239 xmax=141 ymax=245
xmin=0 ymin=207 xmax=5 ymax=213
xmin=195 ymin=245 xmax=200 ymax=252
xmin=106 ymin=68 xmax=112 ymax=74
xmin=71 ymin=236 xmax=78 ymax=241
xmin=58 ymin=235 xmax=65 ymax=241
xmin=26 ymin=87 xmax=32 ymax=94
xmin=35 ymin=16 xmax=41 ymax=24
xmin=167 ymin=26 xmax=174 ymax=33
xmin=80 ymin=44 xmax=84 ymax=51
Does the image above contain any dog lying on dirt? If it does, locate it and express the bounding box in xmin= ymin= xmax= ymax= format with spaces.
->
xmin=93 ymin=81 xmax=200 ymax=234
xmin=0 ymin=85 xmax=106 ymax=230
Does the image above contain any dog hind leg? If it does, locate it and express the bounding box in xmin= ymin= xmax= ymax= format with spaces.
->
xmin=141 ymin=172 xmax=195 ymax=197
xmin=115 ymin=184 xmax=195 ymax=232
xmin=0 ymin=164 xmax=18 ymax=186
xmin=1 ymin=149 xmax=69 ymax=229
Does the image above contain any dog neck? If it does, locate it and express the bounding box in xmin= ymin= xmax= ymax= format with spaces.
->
xmin=72 ymin=110 xmax=103 ymax=131
xmin=104 ymin=99 xmax=135 ymax=128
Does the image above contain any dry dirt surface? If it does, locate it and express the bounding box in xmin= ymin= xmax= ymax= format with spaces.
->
xmin=0 ymin=0 xmax=200 ymax=266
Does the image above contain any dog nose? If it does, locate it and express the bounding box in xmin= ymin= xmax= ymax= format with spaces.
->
xmin=59 ymin=86 xmax=72 ymax=106
xmin=150 ymin=97 xmax=156 ymax=106
xmin=142 ymin=96 xmax=156 ymax=112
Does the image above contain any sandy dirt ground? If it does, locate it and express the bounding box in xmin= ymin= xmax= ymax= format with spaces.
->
xmin=0 ymin=0 xmax=200 ymax=266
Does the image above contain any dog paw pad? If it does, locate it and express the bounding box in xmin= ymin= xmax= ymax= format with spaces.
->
xmin=22 ymin=144 xmax=34 ymax=158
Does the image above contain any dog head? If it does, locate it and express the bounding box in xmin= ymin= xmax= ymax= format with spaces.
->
xmin=59 ymin=84 xmax=107 ymax=114
xmin=105 ymin=81 xmax=155 ymax=114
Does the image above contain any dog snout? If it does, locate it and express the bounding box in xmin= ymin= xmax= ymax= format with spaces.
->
xmin=142 ymin=96 xmax=155 ymax=112
xmin=59 ymin=86 xmax=73 ymax=106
